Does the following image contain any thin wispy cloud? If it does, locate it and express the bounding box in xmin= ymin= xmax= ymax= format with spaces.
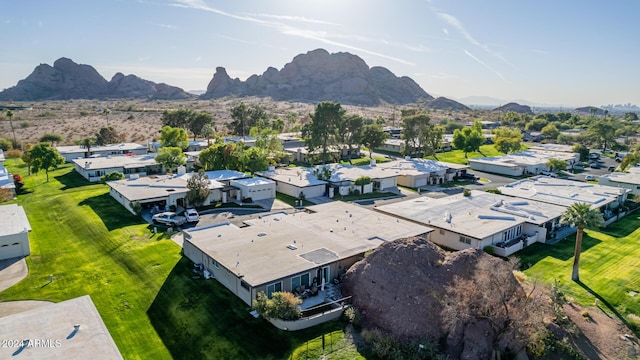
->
xmin=442 ymin=28 xmax=448 ymax=35
xmin=464 ymin=49 xmax=504 ymax=80
xmin=147 ymin=21 xmax=178 ymax=30
xmin=216 ymin=34 xmax=288 ymax=51
xmin=437 ymin=12 xmax=514 ymax=68
xmin=171 ymin=0 xmax=414 ymax=66
xmin=246 ymin=13 xmax=338 ymax=26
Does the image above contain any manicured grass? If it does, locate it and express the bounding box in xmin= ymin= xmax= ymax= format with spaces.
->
xmin=276 ymin=192 xmax=316 ymax=207
xmin=340 ymin=156 xmax=390 ymax=166
xmin=1 ymin=159 xmax=364 ymax=359
xmin=515 ymin=213 xmax=640 ymax=332
xmin=290 ymin=330 xmax=365 ymax=360
xmin=428 ymin=145 xmax=505 ymax=165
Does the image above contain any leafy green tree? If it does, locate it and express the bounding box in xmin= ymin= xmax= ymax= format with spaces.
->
xmin=155 ymin=147 xmax=186 ymax=174
xmin=39 ymin=133 xmax=64 ymax=145
xmin=159 ymin=126 xmax=189 ymax=149
xmin=161 ymin=108 xmax=193 ymax=129
xmin=619 ymin=152 xmax=639 ymax=172
xmin=623 ymin=112 xmax=638 ymax=121
xmin=201 ymin=123 xmax=216 ymax=146
xmin=401 ymin=112 xmax=426 ymax=156
xmin=560 ymin=203 xmax=604 ymax=281
xmin=546 ymin=158 xmax=567 ymax=172
xmin=199 ymin=143 xmax=227 ymax=170
xmin=302 ymin=101 xmax=345 ymax=164
xmin=337 ymin=114 xmax=364 ymax=164
xmin=572 ymin=143 xmax=590 ymax=162
xmin=253 ymin=291 xmax=301 ymax=320
xmin=228 ymin=103 xmax=268 ymax=137
xmin=30 ymin=143 xmax=65 ymax=182
xmin=0 ymin=138 xmax=11 ymax=151
xmin=525 ymin=118 xmax=548 ymax=132
xmin=186 ymin=171 xmax=211 ymax=207
xmin=501 ymin=111 xmax=520 ymax=126
xmin=100 ymin=171 xmax=125 ymax=183
xmin=361 ymin=124 xmax=389 ymax=159
xmin=96 ymin=127 xmax=124 ymax=145
xmin=587 ymin=120 xmax=618 ymax=150
xmin=556 ymin=134 xmax=574 ymax=145
xmin=541 ymin=124 xmax=560 ymax=140
xmin=5 ymin=110 xmax=17 ymax=148
xmin=452 ymin=121 xmax=484 ymax=157
xmin=271 ymin=118 xmax=285 ymax=133
xmin=78 ymin=137 xmax=96 ymax=157
xmin=21 ymin=143 xmax=34 ymax=175
xmin=188 ymin=111 xmax=215 ymax=141
xmin=255 ymin=129 xmax=287 ymax=164
xmin=493 ymin=127 xmax=522 ymax=154
xmin=354 ymin=176 xmax=372 ymax=194
xmin=240 ymin=146 xmax=269 ymax=173
xmin=615 ymin=125 xmax=637 ymax=144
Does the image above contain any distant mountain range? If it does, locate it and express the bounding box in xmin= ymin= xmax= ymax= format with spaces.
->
xmin=0 ymin=49 xmax=470 ymax=110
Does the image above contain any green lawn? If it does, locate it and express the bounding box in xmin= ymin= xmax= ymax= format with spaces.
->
xmin=515 ymin=213 xmax=640 ymax=332
xmin=0 ymin=159 xmax=363 ymax=359
xmin=428 ymin=145 xmax=505 ymax=165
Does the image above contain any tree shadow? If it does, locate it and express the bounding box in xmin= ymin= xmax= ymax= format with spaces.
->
xmin=574 ymin=280 xmax=635 ymax=333
xmin=79 ymin=193 xmax=143 ymax=231
xmin=55 ymin=170 xmax=93 ymax=190
xmin=516 ymin=234 xmax=602 ymax=268
xmin=147 ymin=257 xmax=345 ymax=360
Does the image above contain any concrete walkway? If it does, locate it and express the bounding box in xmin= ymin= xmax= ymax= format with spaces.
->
xmin=0 ymin=257 xmax=28 ymax=292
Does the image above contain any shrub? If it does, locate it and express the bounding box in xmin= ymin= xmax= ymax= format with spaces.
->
xmin=463 ymin=188 xmax=471 ymax=197
xmin=485 ymin=188 xmax=502 ymax=194
xmin=20 ymin=121 xmax=31 ymax=128
xmin=5 ymin=149 xmax=22 ymax=158
xmin=100 ymin=171 xmax=125 ymax=183
xmin=253 ymin=291 xmax=301 ymax=320
xmin=0 ymin=138 xmax=11 ymax=151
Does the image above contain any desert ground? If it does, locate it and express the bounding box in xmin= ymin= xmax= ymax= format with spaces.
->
xmin=0 ymin=97 xmax=478 ymax=146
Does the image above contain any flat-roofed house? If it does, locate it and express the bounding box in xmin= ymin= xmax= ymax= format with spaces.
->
xmin=57 ymin=142 xmax=148 ymax=162
xmin=598 ymin=172 xmax=640 ymax=195
xmin=468 ymin=150 xmax=579 ymax=176
xmin=375 ymin=158 xmax=468 ymax=187
xmin=73 ymin=155 xmax=161 ymax=182
xmin=0 ymin=295 xmax=123 ymax=359
xmin=376 ymin=190 xmax=567 ymax=256
xmin=182 ymin=202 xmax=433 ymax=308
xmin=0 ymin=204 xmax=31 ymax=260
xmin=230 ymin=177 xmax=276 ymax=202
xmin=256 ymin=167 xmax=328 ymax=199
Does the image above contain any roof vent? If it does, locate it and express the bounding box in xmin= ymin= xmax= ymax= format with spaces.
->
xmin=257 ymin=232 xmax=267 ymax=237
xmin=287 ymin=244 xmax=297 ymax=250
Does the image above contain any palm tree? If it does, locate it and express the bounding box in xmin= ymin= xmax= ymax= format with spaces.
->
xmin=560 ymin=203 xmax=604 ymax=281
xmin=6 ymin=110 xmax=16 ymax=148
xmin=103 ymin=108 xmax=111 ymax=127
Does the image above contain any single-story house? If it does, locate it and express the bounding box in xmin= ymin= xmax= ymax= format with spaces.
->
xmin=255 ymin=167 xmax=328 ymax=199
xmin=468 ymin=149 xmax=579 ymax=176
xmin=57 ymin=142 xmax=148 ymax=162
xmin=528 ymin=143 xmax=578 ymax=154
xmin=0 ymin=204 xmax=31 ymax=260
xmin=598 ymin=172 xmax=640 ymax=195
xmin=0 ymin=295 xmax=123 ymax=359
xmin=108 ymin=170 xmax=257 ymax=214
xmin=73 ymin=154 xmax=161 ymax=182
xmin=375 ymin=158 xmax=468 ymax=187
xmin=322 ymin=162 xmax=398 ymax=197
xmin=230 ymin=177 xmax=276 ymax=202
xmin=376 ymin=190 xmax=567 ymax=256
xmin=499 ymin=176 xmax=629 ymax=221
xmin=0 ymin=149 xmax=5 ymax=163
xmin=374 ymin=138 xmax=452 ymax=156
xmin=182 ymin=201 xmax=433 ymax=307
xmin=0 ymin=163 xmax=15 ymax=197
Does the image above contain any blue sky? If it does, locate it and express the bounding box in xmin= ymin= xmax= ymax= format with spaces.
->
xmin=1 ymin=0 xmax=638 ymax=107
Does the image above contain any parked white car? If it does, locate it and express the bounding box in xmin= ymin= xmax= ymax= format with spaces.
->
xmin=184 ymin=209 xmax=200 ymax=223
xmin=152 ymin=212 xmax=186 ymax=226
xmin=585 ymin=175 xmax=596 ymax=181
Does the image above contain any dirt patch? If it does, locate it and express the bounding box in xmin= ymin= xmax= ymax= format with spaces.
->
xmin=564 ymin=302 xmax=640 ymax=360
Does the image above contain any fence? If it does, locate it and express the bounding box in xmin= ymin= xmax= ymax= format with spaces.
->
xmin=289 ymin=329 xmax=355 ymax=359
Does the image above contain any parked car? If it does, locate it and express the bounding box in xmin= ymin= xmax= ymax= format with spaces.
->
xmin=589 ymin=163 xmax=601 ymax=169
xmin=589 ymin=153 xmax=600 ymax=160
xmin=608 ymin=166 xmax=616 ymax=172
xmin=461 ymin=173 xmax=479 ymax=181
xmin=152 ymin=212 xmax=186 ymax=226
xmin=539 ymin=170 xmax=558 ymax=177
xmin=184 ymin=209 xmax=200 ymax=223
xmin=585 ymin=175 xmax=596 ymax=181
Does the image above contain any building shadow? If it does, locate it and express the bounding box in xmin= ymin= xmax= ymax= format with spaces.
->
xmin=55 ymin=171 xmax=92 ymax=190
xmin=516 ymin=234 xmax=602 ymax=267
xmin=147 ymin=257 xmax=344 ymax=359
xmin=78 ymin=193 xmax=143 ymax=231
xmin=599 ymin=213 xmax=640 ymax=238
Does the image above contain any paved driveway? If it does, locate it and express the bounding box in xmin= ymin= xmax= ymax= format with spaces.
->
xmin=0 ymin=257 xmax=28 ymax=292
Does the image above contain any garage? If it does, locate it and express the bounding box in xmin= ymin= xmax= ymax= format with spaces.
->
xmin=0 ymin=204 xmax=32 ymax=261
xmin=414 ymin=177 xmax=427 ymax=187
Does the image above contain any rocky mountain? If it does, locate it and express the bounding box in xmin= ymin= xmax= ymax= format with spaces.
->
xmin=427 ymin=96 xmax=470 ymax=111
xmin=0 ymin=58 xmax=193 ymax=101
xmin=200 ymin=49 xmax=433 ymax=105
xmin=493 ymin=102 xmax=533 ymax=115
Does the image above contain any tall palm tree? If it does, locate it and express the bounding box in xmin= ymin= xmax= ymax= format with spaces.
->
xmin=561 ymin=202 xmax=604 ymax=281
xmin=6 ymin=110 xmax=16 ymax=147
xmin=103 ymin=108 xmax=111 ymax=128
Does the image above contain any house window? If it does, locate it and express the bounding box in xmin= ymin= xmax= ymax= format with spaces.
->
xmin=290 ymin=273 xmax=310 ymax=292
xmin=213 ymin=260 xmax=219 ymax=269
xmin=459 ymin=236 xmax=472 ymax=244
xmin=240 ymin=280 xmax=250 ymax=291
xmin=439 ymin=229 xmax=445 ymax=235
xmin=266 ymin=281 xmax=282 ymax=298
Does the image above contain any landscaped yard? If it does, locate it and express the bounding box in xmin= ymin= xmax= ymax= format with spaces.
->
xmin=0 ymin=160 xmax=363 ymax=359
xmin=515 ymin=213 xmax=640 ymax=333
xmin=427 ymin=144 xmax=505 ymax=165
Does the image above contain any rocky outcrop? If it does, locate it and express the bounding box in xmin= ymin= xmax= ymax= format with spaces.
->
xmin=427 ymin=96 xmax=470 ymax=111
xmin=0 ymin=58 xmax=193 ymax=101
xmin=493 ymin=102 xmax=533 ymax=114
xmin=342 ymin=237 xmax=527 ymax=358
xmin=200 ymin=49 xmax=433 ymax=105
